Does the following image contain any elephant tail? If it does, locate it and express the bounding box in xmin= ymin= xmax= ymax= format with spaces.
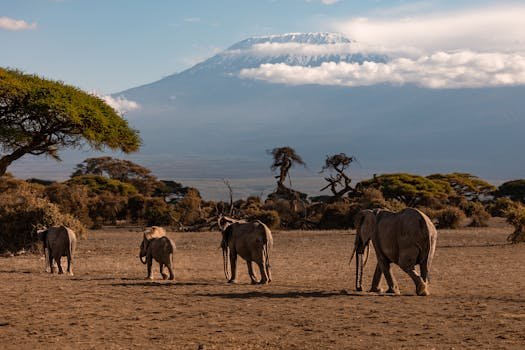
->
xmin=261 ymin=223 xmax=272 ymax=276
xmin=419 ymin=212 xmax=437 ymax=281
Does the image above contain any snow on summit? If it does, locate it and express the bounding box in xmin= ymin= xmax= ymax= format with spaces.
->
xmin=187 ymin=32 xmax=388 ymax=74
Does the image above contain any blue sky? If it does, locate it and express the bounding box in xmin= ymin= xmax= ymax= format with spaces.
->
xmin=0 ymin=0 xmax=520 ymax=94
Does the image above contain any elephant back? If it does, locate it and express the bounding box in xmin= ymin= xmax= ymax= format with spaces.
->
xmin=144 ymin=226 xmax=166 ymax=241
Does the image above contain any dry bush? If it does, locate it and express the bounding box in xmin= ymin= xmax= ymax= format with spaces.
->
xmin=89 ymin=192 xmax=128 ymax=226
xmin=247 ymin=209 xmax=281 ymax=229
xmin=505 ymin=205 xmax=525 ymax=243
xmin=45 ymin=183 xmax=93 ymax=227
xmin=264 ymin=199 xmax=297 ymax=228
xmin=433 ymin=206 xmax=466 ymax=229
xmin=467 ymin=202 xmax=491 ymax=227
xmin=143 ymin=197 xmax=178 ymax=226
xmin=318 ymin=200 xmax=354 ymax=229
xmin=0 ymin=179 xmax=85 ymax=253
xmin=172 ymin=188 xmax=202 ymax=226
xmin=487 ymin=197 xmax=519 ymax=217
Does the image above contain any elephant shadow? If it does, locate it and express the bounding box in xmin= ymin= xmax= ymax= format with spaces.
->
xmin=195 ymin=290 xmax=349 ymax=299
xmin=110 ymin=280 xmax=219 ymax=287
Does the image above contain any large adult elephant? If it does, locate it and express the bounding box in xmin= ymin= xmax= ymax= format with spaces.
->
xmin=38 ymin=226 xmax=77 ymax=275
xmin=219 ymin=217 xmax=273 ymax=285
xmin=352 ymin=208 xmax=437 ymax=296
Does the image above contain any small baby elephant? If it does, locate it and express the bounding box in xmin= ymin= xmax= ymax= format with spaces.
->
xmin=139 ymin=226 xmax=176 ymax=280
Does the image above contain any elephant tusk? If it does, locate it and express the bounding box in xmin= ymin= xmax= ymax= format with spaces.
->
xmin=223 ymin=247 xmax=231 ymax=281
xmin=139 ymin=255 xmax=147 ymax=264
xmin=349 ymin=245 xmax=356 ymax=266
xmin=356 ymin=252 xmax=364 ymax=292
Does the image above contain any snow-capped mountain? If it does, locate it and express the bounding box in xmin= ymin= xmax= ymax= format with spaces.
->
xmin=11 ymin=33 xmax=525 ymax=194
xmin=184 ymin=33 xmax=388 ymax=74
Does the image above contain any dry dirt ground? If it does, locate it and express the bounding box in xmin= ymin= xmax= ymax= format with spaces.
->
xmin=1 ymin=219 xmax=524 ymax=349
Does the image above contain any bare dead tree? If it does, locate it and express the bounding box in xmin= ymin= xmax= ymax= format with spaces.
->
xmin=267 ymin=146 xmax=305 ymax=190
xmin=222 ymin=178 xmax=234 ymax=215
xmin=320 ymin=153 xmax=355 ymax=198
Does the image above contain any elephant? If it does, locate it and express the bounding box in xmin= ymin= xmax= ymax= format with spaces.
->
xmin=139 ymin=226 xmax=176 ymax=280
xmin=219 ymin=217 xmax=273 ymax=285
xmin=351 ymin=208 xmax=437 ymax=296
xmin=38 ymin=226 xmax=77 ymax=275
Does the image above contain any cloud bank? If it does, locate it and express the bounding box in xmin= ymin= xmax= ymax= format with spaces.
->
xmin=0 ymin=16 xmax=37 ymax=31
xmin=239 ymin=5 xmax=525 ymax=89
xmin=333 ymin=5 xmax=525 ymax=52
xmin=101 ymin=95 xmax=140 ymax=114
xmin=240 ymin=51 xmax=525 ymax=89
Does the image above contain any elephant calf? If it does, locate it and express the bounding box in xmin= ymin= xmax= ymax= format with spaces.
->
xmin=38 ymin=226 xmax=77 ymax=276
xmin=219 ymin=217 xmax=273 ymax=285
xmin=139 ymin=226 xmax=176 ymax=280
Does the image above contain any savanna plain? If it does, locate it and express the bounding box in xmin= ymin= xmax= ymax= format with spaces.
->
xmin=0 ymin=219 xmax=524 ymax=349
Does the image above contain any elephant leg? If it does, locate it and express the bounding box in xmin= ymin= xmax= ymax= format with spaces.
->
xmin=246 ymin=261 xmax=257 ymax=284
xmin=146 ymin=257 xmax=153 ymax=279
xmin=160 ymin=263 xmax=168 ymax=280
xmin=48 ymin=252 xmax=55 ymax=274
xmin=256 ymin=260 xmax=269 ymax=285
xmin=66 ymin=254 xmax=73 ymax=276
xmin=228 ymin=252 xmax=238 ymax=284
xmin=369 ymin=263 xmax=383 ymax=293
xmin=166 ymin=263 xmax=174 ymax=281
xmin=380 ymin=262 xmax=399 ymax=294
xmin=399 ymin=252 xmax=428 ymax=296
xmin=420 ymin=259 xmax=429 ymax=283
xmin=56 ymin=256 xmax=64 ymax=275
xmin=402 ymin=266 xmax=429 ymax=296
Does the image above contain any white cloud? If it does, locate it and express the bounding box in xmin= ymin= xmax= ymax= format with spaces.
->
xmin=0 ymin=16 xmax=37 ymax=31
xmin=333 ymin=5 xmax=525 ymax=52
xmin=239 ymin=51 xmax=525 ymax=89
xmin=101 ymin=95 xmax=140 ymax=114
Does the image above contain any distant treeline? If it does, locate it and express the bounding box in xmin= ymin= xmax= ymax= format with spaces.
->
xmin=1 ymin=156 xmax=525 ymax=254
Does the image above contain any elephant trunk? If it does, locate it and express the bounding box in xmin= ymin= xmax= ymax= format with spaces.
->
xmin=139 ymin=239 xmax=148 ymax=264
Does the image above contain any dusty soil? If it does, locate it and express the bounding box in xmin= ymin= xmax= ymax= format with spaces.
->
xmin=1 ymin=219 xmax=524 ymax=349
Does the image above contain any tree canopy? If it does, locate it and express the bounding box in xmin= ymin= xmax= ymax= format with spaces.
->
xmin=0 ymin=68 xmax=141 ymax=175
xmin=358 ymin=173 xmax=453 ymax=206
xmin=427 ymin=173 xmax=495 ymax=200
xmin=497 ymin=180 xmax=525 ymax=203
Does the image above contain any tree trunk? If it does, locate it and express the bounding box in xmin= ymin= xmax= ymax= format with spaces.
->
xmin=0 ymin=148 xmax=30 ymax=176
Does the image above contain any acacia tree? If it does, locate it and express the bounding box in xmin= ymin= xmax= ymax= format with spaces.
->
xmin=0 ymin=68 xmax=141 ymax=176
xmin=320 ymin=153 xmax=355 ymax=197
xmin=427 ymin=173 xmax=496 ymax=201
xmin=268 ymin=146 xmax=305 ymax=189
